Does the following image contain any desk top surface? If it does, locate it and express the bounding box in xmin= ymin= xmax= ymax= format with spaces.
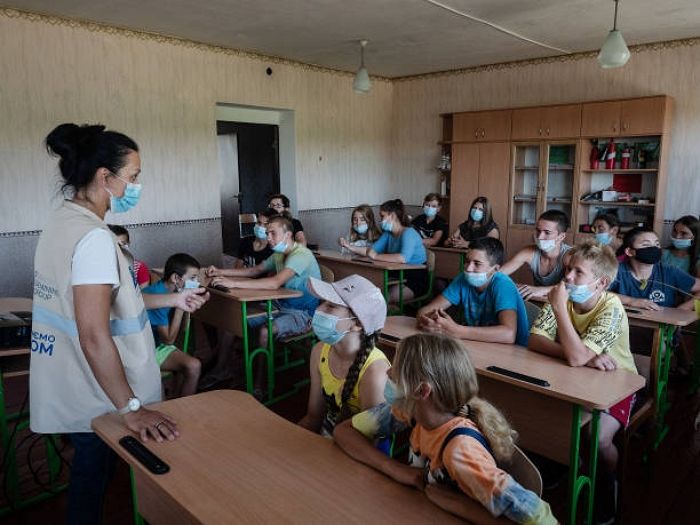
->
xmin=380 ymin=316 xmax=645 ymax=410
xmin=206 ymin=285 xmax=303 ymax=302
xmin=92 ymin=390 xmax=463 ymax=524
xmin=429 ymin=246 xmax=469 ymax=254
xmin=314 ymin=249 xmax=426 ymax=270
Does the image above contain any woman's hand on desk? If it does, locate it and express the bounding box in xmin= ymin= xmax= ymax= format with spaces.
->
xmin=123 ymin=408 xmax=179 ymax=443
xmin=175 ymin=288 xmax=210 ymax=312
xmin=338 ymin=237 xmax=351 ymax=249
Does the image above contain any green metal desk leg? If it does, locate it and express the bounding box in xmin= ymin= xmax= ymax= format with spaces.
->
xmin=266 ymin=300 xmax=276 ymax=400
xmin=653 ymin=324 xmax=675 ymax=449
xmin=129 ymin=467 xmax=146 ymax=525
xmin=241 ymin=302 xmax=253 ymax=394
xmin=567 ymin=406 xmax=600 ymax=525
xmin=459 ymin=253 xmax=465 ymax=274
xmin=382 ymin=269 xmax=389 ymax=301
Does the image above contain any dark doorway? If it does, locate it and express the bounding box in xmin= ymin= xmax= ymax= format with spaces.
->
xmin=216 ymin=121 xmax=280 ymax=257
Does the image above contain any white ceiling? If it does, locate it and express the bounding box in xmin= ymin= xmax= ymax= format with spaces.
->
xmin=4 ymin=0 xmax=700 ymax=77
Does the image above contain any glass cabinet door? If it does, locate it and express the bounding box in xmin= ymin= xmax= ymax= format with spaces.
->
xmin=511 ymin=145 xmax=541 ymax=226
xmin=543 ymin=143 xmax=576 ymax=221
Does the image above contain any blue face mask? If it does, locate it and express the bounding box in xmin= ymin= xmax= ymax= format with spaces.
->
xmin=254 ymin=225 xmax=268 ymax=240
xmin=271 ymin=240 xmax=288 ymax=253
xmin=595 ymin=232 xmax=612 ymax=245
xmin=423 ymin=206 xmax=438 ymax=218
xmin=108 ymin=175 xmax=142 ymax=214
xmin=381 ymin=219 xmax=393 ymax=233
xmin=465 ymin=271 xmax=491 ymax=288
xmin=671 ymin=237 xmax=692 ymax=249
xmin=311 ymin=311 xmax=355 ymax=345
xmin=354 ymin=223 xmax=369 ymax=235
xmin=470 ymin=208 xmax=484 ymax=221
xmin=565 ymin=279 xmax=598 ymax=304
xmin=184 ymin=279 xmax=200 ymax=289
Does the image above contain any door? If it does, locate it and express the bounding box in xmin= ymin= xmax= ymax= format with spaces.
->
xmin=477 ymin=142 xmax=511 ymax=249
xmin=449 ymin=143 xmax=480 ymax=229
xmin=620 ymin=97 xmax=667 ymax=135
xmin=542 ymin=104 xmax=581 ymax=139
xmin=511 ymin=107 xmax=544 ymax=141
xmin=217 ymin=121 xmax=280 ymax=256
xmin=476 ymin=110 xmax=512 ymax=142
xmin=452 ymin=112 xmax=480 ymax=142
xmin=581 ymin=101 xmax=622 ymax=137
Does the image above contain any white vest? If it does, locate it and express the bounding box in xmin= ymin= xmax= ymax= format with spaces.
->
xmin=30 ymin=201 xmax=161 ymax=433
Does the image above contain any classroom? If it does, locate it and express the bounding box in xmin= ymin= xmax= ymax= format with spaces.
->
xmin=1 ymin=1 xmax=699 ymax=524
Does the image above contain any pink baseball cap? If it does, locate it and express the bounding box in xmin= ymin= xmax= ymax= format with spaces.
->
xmin=308 ymin=275 xmax=386 ymax=335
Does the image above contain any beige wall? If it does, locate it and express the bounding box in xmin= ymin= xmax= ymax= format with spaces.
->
xmin=393 ymin=42 xmax=700 ymax=219
xmin=0 ymin=11 xmax=394 ymax=232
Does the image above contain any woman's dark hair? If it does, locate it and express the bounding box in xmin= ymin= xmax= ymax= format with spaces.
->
xmin=46 ymin=123 xmax=138 ymax=195
xmin=268 ymin=193 xmax=290 ymax=208
xmin=380 ymin=199 xmax=410 ymax=227
xmin=338 ymin=331 xmax=377 ymax=422
xmin=670 ymin=215 xmax=700 ymax=264
xmin=465 ymin=196 xmax=494 ymax=228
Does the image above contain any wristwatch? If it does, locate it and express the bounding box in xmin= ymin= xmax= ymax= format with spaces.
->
xmin=117 ymin=397 xmax=142 ymax=415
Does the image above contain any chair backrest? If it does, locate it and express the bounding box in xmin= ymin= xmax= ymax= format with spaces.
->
xmin=506 ymin=444 xmax=543 ymax=497
xmin=239 ymin=213 xmax=257 ymax=238
xmin=524 ymin=301 xmax=542 ymax=329
xmin=319 ymin=264 xmax=334 ymax=283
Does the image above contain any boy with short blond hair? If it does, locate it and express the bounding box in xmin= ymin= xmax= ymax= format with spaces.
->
xmin=529 ymin=240 xmax=637 ymax=523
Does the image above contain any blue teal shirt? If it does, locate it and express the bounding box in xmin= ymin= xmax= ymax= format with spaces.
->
xmin=442 ymin=272 xmax=529 ymax=346
xmin=372 ymin=228 xmax=427 ymax=264
xmin=262 ymin=243 xmax=321 ymax=314
xmin=143 ymin=280 xmax=170 ymax=345
xmin=609 ymin=261 xmax=695 ymax=307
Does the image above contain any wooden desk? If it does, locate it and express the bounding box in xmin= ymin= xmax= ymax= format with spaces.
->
xmin=314 ymin=249 xmax=425 ymax=313
xmin=379 ymin=316 xmax=644 ymax=525
xmin=192 ymin=286 xmax=302 ymax=401
xmin=430 ymin=246 xmax=468 ymax=280
xmin=92 ymin=390 xmax=464 ymax=525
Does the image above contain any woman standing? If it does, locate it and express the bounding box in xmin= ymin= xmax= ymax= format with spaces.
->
xmin=30 ymin=123 xmax=208 ymax=524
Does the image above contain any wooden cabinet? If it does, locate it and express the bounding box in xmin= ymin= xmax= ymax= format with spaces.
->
xmin=453 ymin=110 xmax=511 ymax=142
xmin=581 ymin=96 xmax=668 ymax=137
xmin=449 ymin=142 xmax=510 ymax=249
xmin=512 ymin=104 xmax=581 ymax=140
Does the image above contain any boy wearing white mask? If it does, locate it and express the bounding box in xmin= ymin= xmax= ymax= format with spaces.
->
xmin=416 ymin=238 xmax=529 ymax=346
xmin=411 ymin=193 xmax=449 ymax=247
xmin=299 ymin=274 xmax=389 ymax=436
xmin=208 ymin=216 xmax=321 ymax=346
xmin=529 ymin=240 xmax=637 ymax=524
xmin=500 ymin=210 xmax=571 ymax=300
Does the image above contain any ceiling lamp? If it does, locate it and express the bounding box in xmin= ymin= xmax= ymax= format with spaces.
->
xmin=352 ymin=40 xmax=371 ymax=93
xmin=597 ymin=0 xmax=630 ymax=69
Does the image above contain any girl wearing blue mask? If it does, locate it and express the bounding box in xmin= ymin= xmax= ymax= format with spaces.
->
xmin=367 ymin=199 xmax=429 ymax=302
xmin=234 ymin=208 xmax=276 ymax=269
xmin=592 ymin=213 xmax=622 ymax=254
xmin=447 ymin=196 xmax=499 ymax=249
xmin=339 ymin=204 xmax=382 ymax=251
xmin=299 ymin=275 xmax=390 ymax=436
xmin=411 ymin=193 xmax=449 ymax=247
xmin=662 ymin=215 xmax=700 ymax=276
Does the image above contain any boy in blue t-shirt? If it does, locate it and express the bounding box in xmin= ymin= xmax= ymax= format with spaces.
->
xmin=208 ymin=216 xmax=321 ymax=347
xmin=609 ymin=227 xmax=699 ymax=310
xmin=143 ymin=253 xmax=203 ymax=397
xmin=417 ymin=237 xmax=529 ymax=346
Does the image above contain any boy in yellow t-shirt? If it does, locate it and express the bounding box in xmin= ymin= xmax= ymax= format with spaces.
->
xmin=529 ymin=240 xmax=638 ymax=524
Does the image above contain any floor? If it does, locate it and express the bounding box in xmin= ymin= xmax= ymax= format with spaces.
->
xmin=2 ymin=344 xmax=699 ymax=524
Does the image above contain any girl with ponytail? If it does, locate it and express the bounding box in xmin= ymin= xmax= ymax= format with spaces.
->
xmin=299 ymin=275 xmax=390 ymax=437
xmin=335 ymin=333 xmax=557 ymax=524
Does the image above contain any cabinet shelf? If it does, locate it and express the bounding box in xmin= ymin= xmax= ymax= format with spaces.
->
xmin=581 ymin=168 xmax=658 ymax=173
xmin=514 ymin=166 xmax=540 ymax=170
xmin=578 ymin=200 xmax=655 ymax=207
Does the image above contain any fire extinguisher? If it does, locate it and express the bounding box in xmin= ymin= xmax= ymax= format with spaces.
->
xmin=604 ymin=139 xmax=616 ymax=170
xmin=621 ymin=147 xmax=630 ymax=169
xmin=589 ymin=146 xmax=600 ymax=169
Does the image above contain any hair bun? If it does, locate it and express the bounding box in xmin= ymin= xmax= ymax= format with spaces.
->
xmin=46 ymin=123 xmax=106 ymax=160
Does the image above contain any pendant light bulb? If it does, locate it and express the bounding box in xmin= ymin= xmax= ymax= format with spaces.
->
xmin=353 ymin=39 xmax=372 ymax=93
xmin=597 ymin=0 xmax=630 ymax=69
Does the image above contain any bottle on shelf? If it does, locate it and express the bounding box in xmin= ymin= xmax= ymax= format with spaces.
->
xmin=604 ymin=139 xmax=616 ymax=170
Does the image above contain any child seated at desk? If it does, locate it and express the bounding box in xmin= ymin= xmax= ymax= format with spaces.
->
xmin=268 ymin=193 xmax=307 ymax=246
xmin=662 ymin=215 xmax=699 ymax=277
xmin=143 ymin=253 xmax=203 ymax=397
xmin=528 ymin=240 xmax=638 ymax=523
xmin=500 ymin=210 xmax=571 ymax=300
xmin=416 ymin=237 xmax=529 ymax=346
xmin=334 ymin=333 xmax=557 ymax=525
xmin=446 ymin=196 xmax=500 ymax=248
xmin=299 ymin=275 xmax=389 ymax=436
xmin=208 ymin=215 xmax=321 ymax=347
xmin=609 ymin=227 xmax=700 ymax=310
xmin=235 ymin=208 xmax=276 ymax=268
xmin=108 ymin=224 xmax=150 ymax=288
xmin=411 ymin=193 xmax=449 ymax=247
xmin=338 ymin=204 xmax=382 ymax=249
xmin=591 ymin=213 xmax=622 ymax=254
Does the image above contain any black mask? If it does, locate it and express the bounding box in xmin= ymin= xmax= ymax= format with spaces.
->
xmin=634 ymin=246 xmax=662 ymax=265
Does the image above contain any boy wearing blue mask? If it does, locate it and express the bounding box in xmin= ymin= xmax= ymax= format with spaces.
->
xmin=416 ymin=238 xmax=529 ymax=346
xmin=299 ymin=274 xmax=389 ymax=436
xmin=144 ymin=253 xmax=203 ymax=397
xmin=411 ymin=193 xmax=449 ymax=247
xmin=235 ymin=209 xmax=276 ymax=269
xmin=208 ymin=216 xmax=321 ymax=347
xmin=500 ymin=210 xmax=571 ymax=300
xmin=529 ymin=240 xmax=638 ymax=524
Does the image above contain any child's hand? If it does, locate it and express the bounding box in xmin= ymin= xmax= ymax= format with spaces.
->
xmin=417 ymin=310 xmax=440 ymax=332
xmin=519 ymin=284 xmax=547 ymax=300
xmin=206 ymin=265 xmax=221 ymax=277
xmin=629 ymin=298 xmax=660 ymax=311
xmin=175 ymin=288 xmax=209 ymax=312
xmin=433 ymin=309 xmax=459 ymax=335
xmin=338 ymin=237 xmax=350 ymax=249
xmin=387 ymin=462 xmax=425 ymax=490
xmin=548 ymin=282 xmax=569 ymax=311
xmin=210 ymin=277 xmax=235 ymax=289
xmin=586 ymin=353 xmax=617 ymax=371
